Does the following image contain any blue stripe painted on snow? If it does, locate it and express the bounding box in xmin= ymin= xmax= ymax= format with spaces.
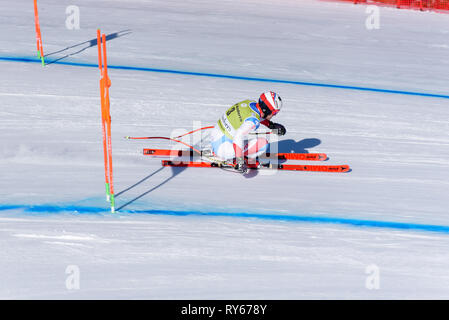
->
xmin=1 ymin=204 xmax=449 ymax=234
xmin=2 ymin=55 xmax=449 ymax=100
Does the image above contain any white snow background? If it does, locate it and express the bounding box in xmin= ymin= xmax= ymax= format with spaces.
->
xmin=0 ymin=0 xmax=448 ymax=298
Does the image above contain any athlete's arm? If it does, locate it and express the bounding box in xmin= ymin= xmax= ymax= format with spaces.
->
xmin=260 ymin=119 xmax=272 ymax=127
xmin=260 ymin=119 xmax=286 ymax=136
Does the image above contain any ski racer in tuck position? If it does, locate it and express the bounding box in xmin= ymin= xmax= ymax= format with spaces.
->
xmin=209 ymin=91 xmax=286 ymax=174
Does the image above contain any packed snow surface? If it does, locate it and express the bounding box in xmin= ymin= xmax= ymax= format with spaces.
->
xmin=0 ymin=0 xmax=448 ymax=298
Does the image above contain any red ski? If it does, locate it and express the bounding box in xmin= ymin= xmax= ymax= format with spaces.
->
xmin=161 ymin=160 xmax=350 ymax=173
xmin=266 ymin=152 xmax=328 ymax=161
xmin=143 ymin=148 xmax=327 ymax=161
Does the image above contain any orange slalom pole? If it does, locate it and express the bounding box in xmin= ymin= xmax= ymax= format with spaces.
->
xmin=102 ymin=33 xmax=115 ymax=213
xmin=97 ymin=29 xmax=103 ymax=75
xmin=97 ymin=30 xmax=110 ymax=202
xmin=33 ymin=0 xmax=40 ymax=56
xmin=33 ymin=0 xmax=45 ymax=65
xmin=38 ymin=26 xmax=44 ymax=65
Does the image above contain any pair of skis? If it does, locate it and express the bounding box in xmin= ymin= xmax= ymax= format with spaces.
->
xmin=126 ymin=128 xmax=350 ymax=173
xmin=142 ymin=148 xmax=350 ymax=173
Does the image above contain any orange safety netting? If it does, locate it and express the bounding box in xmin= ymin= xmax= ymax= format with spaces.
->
xmin=333 ymin=0 xmax=449 ymax=11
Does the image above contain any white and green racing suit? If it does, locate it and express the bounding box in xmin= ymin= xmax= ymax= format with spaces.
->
xmin=210 ymin=100 xmax=270 ymax=160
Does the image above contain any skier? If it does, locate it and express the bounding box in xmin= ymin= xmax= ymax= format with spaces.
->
xmin=209 ymin=91 xmax=286 ymax=173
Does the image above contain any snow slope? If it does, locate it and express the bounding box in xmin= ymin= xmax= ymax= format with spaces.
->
xmin=0 ymin=0 xmax=448 ymax=298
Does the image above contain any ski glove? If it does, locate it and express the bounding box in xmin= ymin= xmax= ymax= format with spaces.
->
xmin=268 ymin=121 xmax=286 ymax=136
xmin=235 ymin=157 xmax=248 ymax=174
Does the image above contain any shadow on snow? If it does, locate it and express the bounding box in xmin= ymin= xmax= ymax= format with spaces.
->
xmin=115 ymin=166 xmax=186 ymax=211
xmin=44 ymin=29 xmax=132 ymax=65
